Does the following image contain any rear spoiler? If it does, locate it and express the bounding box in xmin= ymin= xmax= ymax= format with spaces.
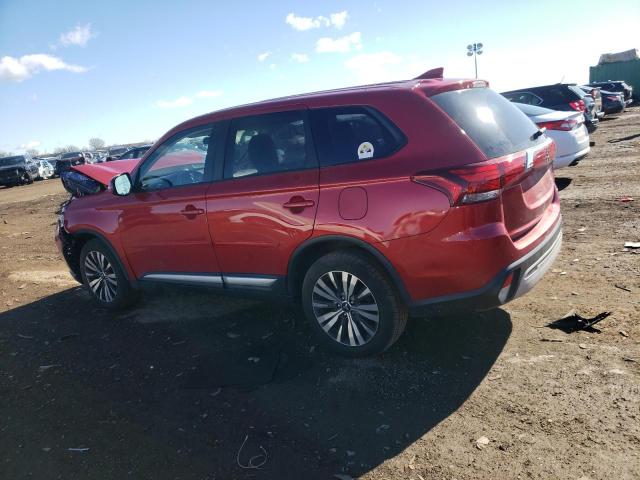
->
xmin=414 ymin=67 xmax=444 ymax=80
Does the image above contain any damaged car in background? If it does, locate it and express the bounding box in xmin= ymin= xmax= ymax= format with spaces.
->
xmin=55 ymin=71 xmax=563 ymax=357
xmin=0 ymin=154 xmax=39 ymax=187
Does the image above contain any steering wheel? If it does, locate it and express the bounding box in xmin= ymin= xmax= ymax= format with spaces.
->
xmin=180 ymin=168 xmax=203 ymax=185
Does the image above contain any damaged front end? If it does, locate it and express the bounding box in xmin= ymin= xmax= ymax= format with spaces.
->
xmin=55 ymin=198 xmax=82 ymax=283
xmin=60 ymin=170 xmax=104 ymax=197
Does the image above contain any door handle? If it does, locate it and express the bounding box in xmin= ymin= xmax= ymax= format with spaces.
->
xmin=180 ymin=205 xmax=205 ymax=218
xmin=283 ymin=197 xmax=315 ymax=210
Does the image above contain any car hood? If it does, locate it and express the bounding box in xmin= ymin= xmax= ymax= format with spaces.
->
xmin=71 ymin=158 xmax=140 ymax=186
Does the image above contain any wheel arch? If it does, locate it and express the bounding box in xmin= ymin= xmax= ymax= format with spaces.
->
xmin=287 ymin=235 xmax=411 ymax=303
xmin=70 ymin=229 xmax=134 ymax=284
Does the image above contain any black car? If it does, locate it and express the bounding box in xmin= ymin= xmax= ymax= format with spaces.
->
xmin=0 ymin=155 xmax=39 ymax=187
xmin=54 ymin=151 xmax=87 ymax=176
xmin=600 ymin=90 xmax=625 ymax=115
xmin=107 ymin=145 xmax=152 ymax=161
xmin=587 ymin=81 xmax=633 ymax=105
xmin=502 ymin=83 xmax=599 ymax=133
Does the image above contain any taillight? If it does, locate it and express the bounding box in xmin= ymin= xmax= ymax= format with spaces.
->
xmin=606 ymin=95 xmax=619 ymax=101
xmin=568 ymin=100 xmax=585 ymax=111
xmin=536 ymin=118 xmax=578 ymax=131
xmin=412 ymin=140 xmax=555 ymax=206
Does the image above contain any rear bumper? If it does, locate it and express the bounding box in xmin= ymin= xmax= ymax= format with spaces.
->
xmin=408 ymin=217 xmax=562 ymax=317
xmin=554 ymin=145 xmax=590 ymax=169
xmin=604 ymin=103 xmax=625 ymax=114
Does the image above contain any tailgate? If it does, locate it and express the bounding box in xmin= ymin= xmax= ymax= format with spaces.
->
xmin=502 ymin=141 xmax=556 ymax=240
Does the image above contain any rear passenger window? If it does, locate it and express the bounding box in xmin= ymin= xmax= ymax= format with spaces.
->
xmin=225 ymin=110 xmax=310 ymax=178
xmin=310 ymin=107 xmax=405 ymax=167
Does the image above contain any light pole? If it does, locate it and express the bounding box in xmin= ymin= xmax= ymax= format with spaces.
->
xmin=466 ymin=43 xmax=484 ymax=79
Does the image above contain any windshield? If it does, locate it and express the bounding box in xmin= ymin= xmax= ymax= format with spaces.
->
xmin=431 ymin=88 xmax=544 ymax=158
xmin=0 ymin=156 xmax=24 ymax=166
xmin=62 ymin=152 xmax=81 ymax=159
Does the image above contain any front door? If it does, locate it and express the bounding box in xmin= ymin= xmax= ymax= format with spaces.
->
xmin=206 ymin=109 xmax=319 ymax=279
xmin=119 ymin=124 xmax=221 ymax=279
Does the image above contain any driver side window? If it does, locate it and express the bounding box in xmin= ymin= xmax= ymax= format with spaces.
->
xmin=139 ymin=125 xmax=213 ymax=191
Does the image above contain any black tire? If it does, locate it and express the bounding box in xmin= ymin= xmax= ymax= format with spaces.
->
xmin=79 ymin=239 xmax=138 ymax=310
xmin=301 ymin=250 xmax=407 ymax=357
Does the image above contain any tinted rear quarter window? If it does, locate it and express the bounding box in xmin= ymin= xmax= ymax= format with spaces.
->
xmin=310 ymin=106 xmax=405 ymax=167
xmin=532 ymin=86 xmax=570 ymax=104
xmin=431 ymin=88 xmax=543 ymax=158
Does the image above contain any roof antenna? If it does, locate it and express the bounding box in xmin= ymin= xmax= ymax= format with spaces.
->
xmin=414 ymin=67 xmax=444 ymax=80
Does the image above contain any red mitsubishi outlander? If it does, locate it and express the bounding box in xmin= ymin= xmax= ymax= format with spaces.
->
xmin=56 ymin=73 xmax=562 ymax=356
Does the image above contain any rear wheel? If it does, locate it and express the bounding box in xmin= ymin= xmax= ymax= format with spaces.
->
xmin=302 ymin=250 xmax=407 ymax=357
xmin=80 ymin=239 xmax=137 ymax=310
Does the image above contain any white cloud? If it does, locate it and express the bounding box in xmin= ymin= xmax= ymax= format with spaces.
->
xmin=316 ymin=32 xmax=362 ymax=53
xmin=285 ymin=11 xmax=349 ymax=31
xmin=195 ymin=90 xmax=222 ymax=98
xmin=0 ymin=54 xmax=88 ymax=82
xmin=59 ymin=23 xmax=96 ymax=47
xmin=345 ymin=51 xmax=404 ymax=83
xmin=155 ymin=89 xmax=223 ymax=108
xmin=269 ymin=63 xmax=277 ymax=70
xmin=291 ymin=53 xmax=309 ymax=63
xmin=20 ymin=140 xmax=40 ymax=150
xmin=257 ymin=51 xmax=271 ymax=62
xmin=155 ymin=96 xmax=193 ymax=108
xmin=330 ymin=11 xmax=348 ymax=28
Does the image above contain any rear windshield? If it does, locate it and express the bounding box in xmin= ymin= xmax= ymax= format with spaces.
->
xmin=514 ymin=103 xmax=554 ymax=116
xmin=431 ymin=88 xmax=543 ymax=158
xmin=62 ymin=152 xmax=81 ymax=159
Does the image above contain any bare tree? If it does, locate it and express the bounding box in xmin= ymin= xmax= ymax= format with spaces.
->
xmin=53 ymin=145 xmax=80 ymax=154
xmin=26 ymin=148 xmax=39 ymax=157
xmin=0 ymin=150 xmax=14 ymax=158
xmin=89 ymin=137 xmax=106 ymax=151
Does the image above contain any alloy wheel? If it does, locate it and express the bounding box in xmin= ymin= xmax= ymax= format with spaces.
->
xmin=311 ymin=271 xmax=380 ymax=347
xmin=84 ymin=250 xmax=117 ymax=302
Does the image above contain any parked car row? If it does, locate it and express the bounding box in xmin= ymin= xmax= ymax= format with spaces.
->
xmin=500 ymin=78 xmax=633 ymax=171
xmin=0 ymin=144 xmax=156 ymax=188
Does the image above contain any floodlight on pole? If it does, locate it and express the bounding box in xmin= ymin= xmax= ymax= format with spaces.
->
xmin=466 ymin=42 xmax=484 ymax=79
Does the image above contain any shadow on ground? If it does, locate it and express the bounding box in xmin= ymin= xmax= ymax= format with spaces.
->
xmin=0 ymin=287 xmax=511 ymax=479
xmin=555 ymin=177 xmax=573 ymax=191
xmin=608 ymin=132 xmax=640 ymax=143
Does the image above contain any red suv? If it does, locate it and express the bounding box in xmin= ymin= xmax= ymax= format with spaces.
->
xmin=56 ymin=75 xmax=562 ymax=356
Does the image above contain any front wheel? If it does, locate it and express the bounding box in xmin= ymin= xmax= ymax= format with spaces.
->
xmin=79 ymin=239 xmax=137 ymax=310
xmin=301 ymin=250 xmax=407 ymax=357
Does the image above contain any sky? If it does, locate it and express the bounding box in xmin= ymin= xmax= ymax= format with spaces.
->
xmin=1 ymin=0 xmax=638 ymax=154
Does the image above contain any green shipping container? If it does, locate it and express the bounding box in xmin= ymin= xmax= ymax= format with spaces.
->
xmin=590 ymin=59 xmax=640 ymax=100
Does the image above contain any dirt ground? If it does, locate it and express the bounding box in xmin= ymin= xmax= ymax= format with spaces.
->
xmin=1 ymin=109 xmax=639 ymax=480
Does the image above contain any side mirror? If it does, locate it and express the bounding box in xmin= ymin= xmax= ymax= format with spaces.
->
xmin=111 ymin=173 xmax=132 ymax=196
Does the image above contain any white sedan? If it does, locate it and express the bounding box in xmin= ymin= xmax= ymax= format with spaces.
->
xmin=514 ymin=103 xmax=590 ymax=169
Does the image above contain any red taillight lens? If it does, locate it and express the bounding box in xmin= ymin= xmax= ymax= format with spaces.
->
xmin=412 ymin=140 xmax=555 ymax=206
xmin=568 ymin=100 xmax=585 ymax=111
xmin=606 ymin=95 xmax=619 ymax=101
xmin=536 ymin=119 xmax=578 ymax=131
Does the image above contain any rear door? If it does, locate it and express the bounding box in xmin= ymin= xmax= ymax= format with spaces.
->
xmin=205 ymin=109 xmax=319 ymax=280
